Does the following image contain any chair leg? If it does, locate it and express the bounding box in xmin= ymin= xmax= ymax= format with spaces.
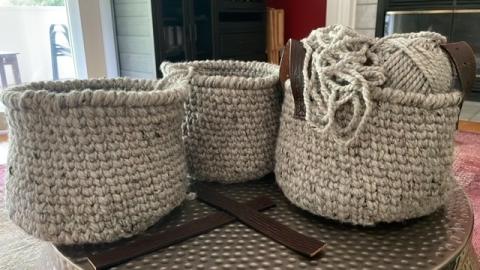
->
xmin=11 ymin=57 xmax=21 ymax=85
xmin=0 ymin=64 xmax=7 ymax=89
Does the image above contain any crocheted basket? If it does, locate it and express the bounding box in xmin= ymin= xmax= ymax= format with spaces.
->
xmin=275 ymin=25 xmax=471 ymax=225
xmin=161 ymin=60 xmax=281 ymax=183
xmin=1 ymin=78 xmax=189 ymax=244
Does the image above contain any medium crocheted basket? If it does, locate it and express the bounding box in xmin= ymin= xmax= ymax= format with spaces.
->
xmin=161 ymin=60 xmax=281 ymax=183
xmin=275 ymin=25 xmax=463 ymax=225
xmin=1 ymin=78 xmax=189 ymax=244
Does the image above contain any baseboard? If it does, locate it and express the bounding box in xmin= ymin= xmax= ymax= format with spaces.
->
xmin=458 ymin=120 xmax=480 ymax=134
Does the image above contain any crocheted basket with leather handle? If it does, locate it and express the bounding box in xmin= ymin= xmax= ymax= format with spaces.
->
xmin=276 ymin=25 xmax=476 ymax=225
xmin=1 ymin=78 xmax=189 ymax=244
xmin=161 ymin=60 xmax=281 ymax=183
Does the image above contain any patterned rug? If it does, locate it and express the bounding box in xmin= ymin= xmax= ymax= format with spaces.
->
xmin=453 ymin=131 xmax=480 ymax=256
xmin=0 ymin=131 xmax=479 ymax=268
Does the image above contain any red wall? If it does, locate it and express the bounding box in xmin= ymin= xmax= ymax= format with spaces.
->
xmin=267 ymin=0 xmax=327 ymax=42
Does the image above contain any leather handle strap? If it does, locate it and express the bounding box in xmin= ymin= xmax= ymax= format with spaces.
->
xmin=279 ymin=39 xmax=477 ymax=120
xmin=440 ymin=42 xmax=476 ymax=99
xmin=195 ymin=183 xmax=326 ymax=258
xmin=279 ymin=39 xmax=307 ymax=119
xmin=87 ymin=196 xmax=276 ymax=270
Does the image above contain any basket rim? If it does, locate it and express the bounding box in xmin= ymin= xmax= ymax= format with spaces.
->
xmin=0 ymin=78 xmax=188 ymax=111
xmin=284 ymin=80 xmax=463 ymax=110
xmin=372 ymin=87 xmax=463 ymax=109
xmin=161 ymin=60 xmax=279 ymax=90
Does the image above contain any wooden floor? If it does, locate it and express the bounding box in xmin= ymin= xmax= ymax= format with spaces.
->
xmin=0 ymin=130 xmax=6 ymax=143
xmin=458 ymin=120 xmax=480 ymax=134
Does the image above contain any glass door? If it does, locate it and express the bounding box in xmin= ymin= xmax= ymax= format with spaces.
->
xmin=0 ymin=0 xmax=76 ymax=86
xmin=191 ymin=0 xmax=213 ymax=60
xmin=0 ymin=0 xmax=79 ymax=163
xmin=384 ymin=10 xmax=453 ymax=37
xmin=451 ymin=10 xmax=480 ymax=99
xmin=160 ymin=0 xmax=189 ymax=62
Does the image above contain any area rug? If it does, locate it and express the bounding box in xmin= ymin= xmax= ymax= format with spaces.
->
xmin=453 ymin=131 xmax=480 ymax=257
xmin=0 ymin=131 xmax=479 ymax=269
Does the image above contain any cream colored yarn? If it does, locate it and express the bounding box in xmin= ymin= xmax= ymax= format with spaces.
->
xmin=1 ymin=78 xmax=189 ymax=244
xmin=275 ymin=25 xmax=461 ymax=225
xmin=162 ymin=60 xmax=281 ymax=183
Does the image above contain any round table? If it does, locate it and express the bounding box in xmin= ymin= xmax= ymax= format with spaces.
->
xmin=41 ymin=178 xmax=478 ymax=270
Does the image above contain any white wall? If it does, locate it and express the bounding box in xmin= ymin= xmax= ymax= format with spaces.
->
xmin=0 ymin=6 xmax=74 ymax=84
xmin=326 ymin=0 xmax=357 ymax=28
xmin=355 ymin=0 xmax=378 ymax=37
xmin=77 ymin=0 xmax=107 ymax=78
xmin=113 ymin=0 xmax=156 ymax=79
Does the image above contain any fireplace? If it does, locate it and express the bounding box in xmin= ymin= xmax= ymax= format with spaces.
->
xmin=375 ymin=0 xmax=480 ymax=101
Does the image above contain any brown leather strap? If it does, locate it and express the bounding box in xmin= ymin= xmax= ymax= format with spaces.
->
xmin=279 ymin=39 xmax=307 ymax=119
xmin=87 ymin=196 xmax=276 ymax=270
xmin=440 ymin=42 xmax=476 ymax=99
xmin=195 ymin=184 xmax=326 ymax=258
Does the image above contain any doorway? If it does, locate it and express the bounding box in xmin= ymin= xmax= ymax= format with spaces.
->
xmin=0 ymin=0 xmax=80 ymax=164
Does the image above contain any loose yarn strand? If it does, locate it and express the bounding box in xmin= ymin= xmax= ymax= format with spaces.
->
xmin=300 ymin=25 xmax=385 ymax=145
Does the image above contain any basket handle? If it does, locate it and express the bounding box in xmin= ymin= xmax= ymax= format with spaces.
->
xmin=279 ymin=39 xmax=306 ymax=119
xmin=279 ymin=39 xmax=477 ymax=120
xmin=440 ymin=42 xmax=476 ymax=105
xmin=155 ymin=63 xmax=194 ymax=90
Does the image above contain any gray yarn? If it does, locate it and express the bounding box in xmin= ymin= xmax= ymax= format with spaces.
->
xmin=275 ymin=25 xmax=460 ymax=225
xmin=302 ymin=26 xmax=385 ymax=144
xmin=162 ymin=60 xmax=281 ymax=183
xmin=1 ymin=78 xmax=189 ymax=244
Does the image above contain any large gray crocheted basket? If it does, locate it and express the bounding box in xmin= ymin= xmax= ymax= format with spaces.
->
xmin=162 ymin=60 xmax=281 ymax=183
xmin=276 ymin=26 xmax=463 ymax=225
xmin=1 ymin=78 xmax=189 ymax=244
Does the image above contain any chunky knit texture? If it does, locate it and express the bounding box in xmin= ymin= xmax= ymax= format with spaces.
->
xmin=162 ymin=60 xmax=281 ymax=183
xmin=275 ymin=25 xmax=461 ymax=225
xmin=1 ymin=78 xmax=189 ymax=244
